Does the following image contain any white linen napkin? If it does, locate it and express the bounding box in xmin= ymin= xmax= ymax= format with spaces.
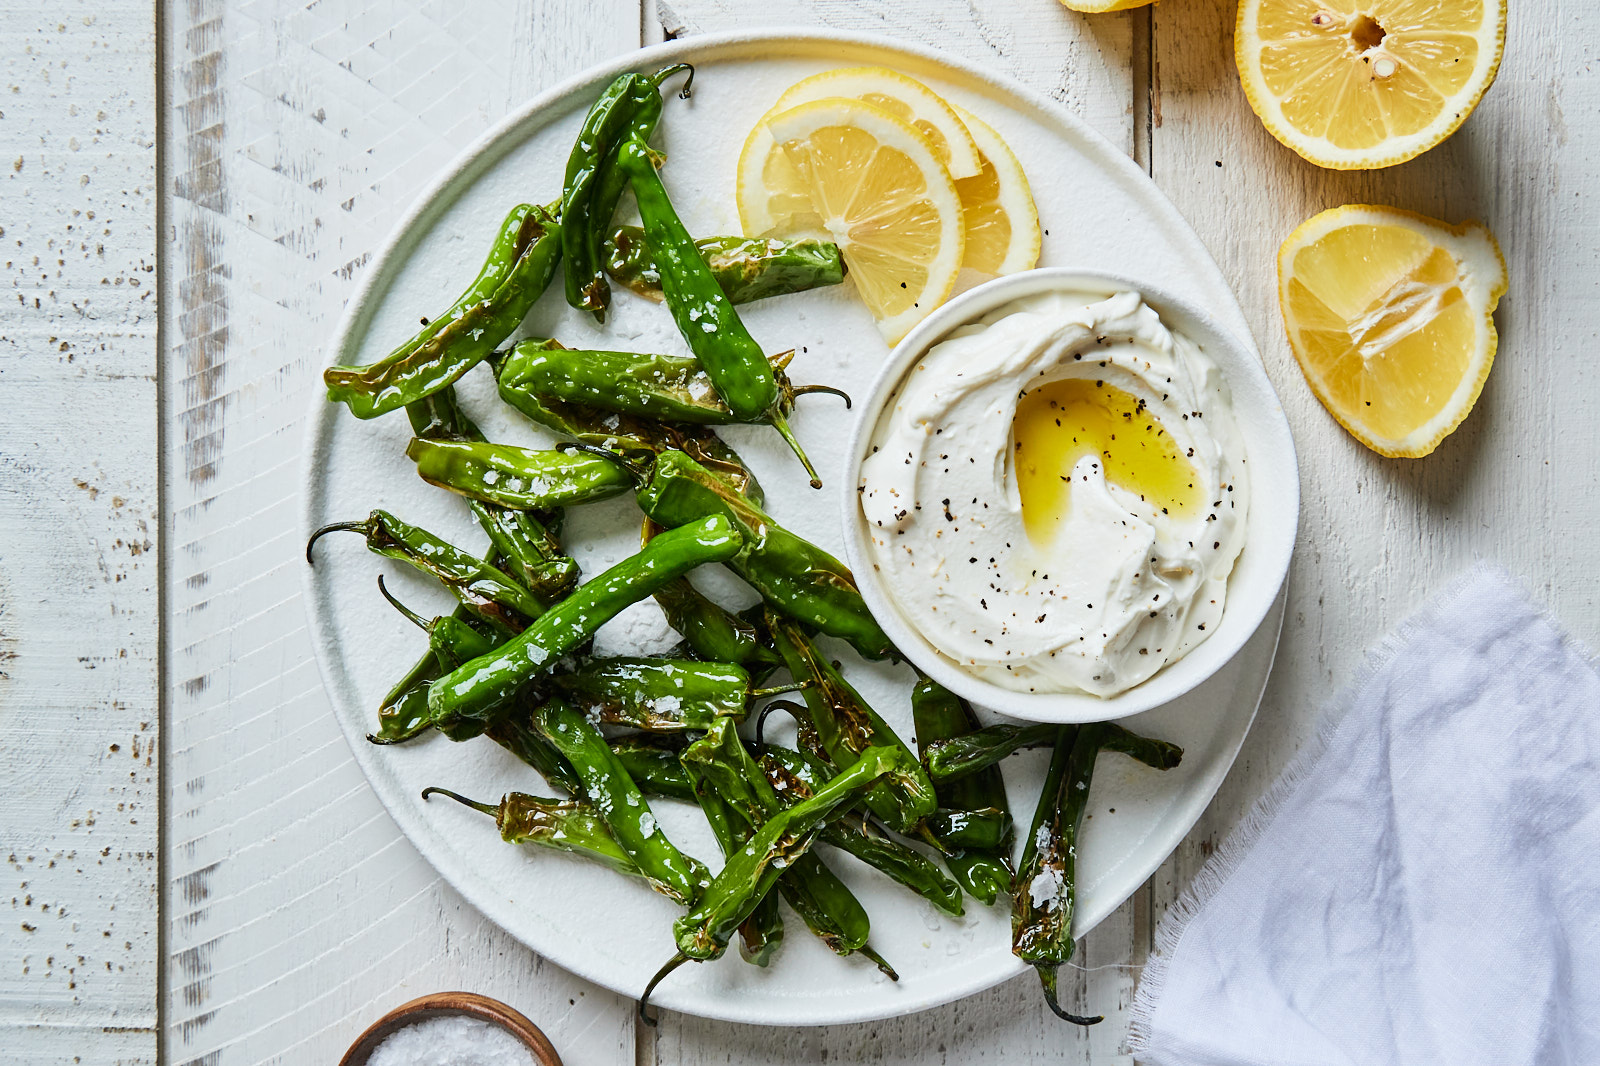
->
xmin=1129 ymin=566 xmax=1600 ymax=1066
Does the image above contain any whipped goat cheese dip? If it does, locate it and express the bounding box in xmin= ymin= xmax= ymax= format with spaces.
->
xmin=857 ymin=290 xmax=1250 ymax=697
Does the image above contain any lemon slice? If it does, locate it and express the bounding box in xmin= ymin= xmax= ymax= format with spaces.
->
xmin=1278 ymin=205 xmax=1506 ymax=457
xmin=950 ymin=105 xmax=1040 ymax=277
xmin=1058 ymin=0 xmax=1156 ymax=11
xmin=741 ymin=97 xmax=966 ymax=345
xmin=1237 ymin=0 xmax=1506 ymax=169
xmin=768 ymin=67 xmax=982 ymax=179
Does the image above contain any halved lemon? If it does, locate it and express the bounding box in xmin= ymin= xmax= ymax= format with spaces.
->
xmin=740 ymin=97 xmax=966 ymax=345
xmin=951 ymin=105 xmax=1041 ymax=277
xmin=768 ymin=67 xmax=982 ymax=179
xmin=1278 ymin=205 xmax=1506 ymax=457
xmin=1237 ymin=0 xmax=1506 ymax=169
xmin=1058 ymin=0 xmax=1156 ymax=11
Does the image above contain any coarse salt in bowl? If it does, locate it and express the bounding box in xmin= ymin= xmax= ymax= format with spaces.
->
xmin=839 ymin=268 xmax=1299 ymax=724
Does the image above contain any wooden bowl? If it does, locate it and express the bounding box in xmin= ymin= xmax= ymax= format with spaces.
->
xmin=339 ymin=991 xmax=563 ymax=1066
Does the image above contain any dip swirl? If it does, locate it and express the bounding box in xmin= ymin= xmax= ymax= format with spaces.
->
xmin=858 ymin=290 xmax=1249 ymax=697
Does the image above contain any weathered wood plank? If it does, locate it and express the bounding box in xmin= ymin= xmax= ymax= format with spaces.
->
xmin=159 ymin=3 xmax=639 ymax=1064
xmin=0 ymin=4 xmax=159 ymax=1063
xmin=1147 ymin=0 xmax=1600 ymax=981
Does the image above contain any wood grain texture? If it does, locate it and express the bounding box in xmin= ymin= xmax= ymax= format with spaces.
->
xmin=0 ymin=4 xmax=159 ymax=1063
xmin=159 ymin=3 xmax=638 ymax=1064
xmin=1146 ymin=0 xmax=1600 ymax=989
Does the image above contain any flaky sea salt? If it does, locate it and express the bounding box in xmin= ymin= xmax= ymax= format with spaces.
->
xmin=367 ymin=1014 xmax=537 ymax=1066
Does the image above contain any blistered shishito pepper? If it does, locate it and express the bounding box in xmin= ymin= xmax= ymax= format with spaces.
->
xmin=552 ymin=657 xmax=803 ymax=732
xmin=306 ymin=509 xmax=556 ymax=633
xmin=642 ymin=520 xmax=781 ymax=677
xmin=910 ymin=678 xmax=1015 ymax=905
xmin=758 ymin=742 xmax=964 ymax=917
xmin=495 ymin=340 xmax=847 ymax=429
xmin=406 ymin=437 xmax=635 ymax=511
xmin=605 ymin=226 xmax=844 ymax=305
xmin=406 ymin=386 xmax=568 ymax=584
xmin=639 ymin=744 xmax=915 ymax=1017
xmin=422 ymin=787 xmax=645 ymax=882
xmin=924 ymin=721 xmax=1183 ymax=785
xmin=484 ymin=710 xmax=586 ymax=796
xmin=562 ymin=66 xmax=692 ymax=319
xmin=607 ymin=733 xmax=696 ymax=802
xmin=766 ymin=611 xmax=934 ymax=834
xmin=492 ymin=342 xmax=766 ymax=507
xmin=371 ymin=589 xmax=499 ymax=744
xmin=426 ymin=513 xmax=744 ymax=723
xmin=573 ymin=446 xmax=891 ymax=659
xmin=1013 ymin=725 xmax=1104 ymax=1026
xmin=616 ymin=135 xmax=828 ymax=488
xmin=535 ymin=699 xmax=710 ymax=907
xmin=680 ymin=720 xmax=896 ymax=974
xmin=678 ymin=727 xmax=785 ymax=967
xmin=325 ymin=201 xmax=561 ymax=418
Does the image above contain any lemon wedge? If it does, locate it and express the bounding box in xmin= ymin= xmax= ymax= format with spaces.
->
xmin=1237 ymin=0 xmax=1506 ymax=169
xmin=951 ymin=105 xmax=1041 ymax=277
xmin=1278 ymin=205 xmax=1506 ymax=457
xmin=740 ymin=97 xmax=966 ymax=345
xmin=767 ymin=67 xmax=982 ymax=179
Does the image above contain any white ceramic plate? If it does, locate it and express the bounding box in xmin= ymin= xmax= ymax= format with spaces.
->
xmin=302 ymin=31 xmax=1291 ymax=1026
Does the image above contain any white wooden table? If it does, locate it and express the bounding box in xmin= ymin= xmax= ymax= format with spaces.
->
xmin=3 ymin=1 xmax=1594 ymax=1062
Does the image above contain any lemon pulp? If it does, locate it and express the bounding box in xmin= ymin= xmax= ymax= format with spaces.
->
xmin=1012 ymin=378 xmax=1200 ymax=548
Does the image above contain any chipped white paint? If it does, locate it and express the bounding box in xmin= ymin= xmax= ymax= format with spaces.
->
xmin=160 ymin=3 xmax=637 ymax=1065
xmin=0 ymin=4 xmax=158 ymax=1064
xmin=0 ymin=0 xmax=1570 ymax=1063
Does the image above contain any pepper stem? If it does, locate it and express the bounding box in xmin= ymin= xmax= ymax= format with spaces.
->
xmin=791 ymin=384 xmax=853 ymax=409
xmin=376 ymin=575 xmax=431 ymax=632
xmin=555 ymin=440 xmax=649 ymax=482
xmin=305 ymin=519 xmax=369 ymax=564
xmin=748 ymin=679 xmax=812 ymax=700
xmin=860 ymin=944 xmax=900 ymax=981
xmin=753 ymin=699 xmax=805 ymax=749
xmin=1036 ymin=963 xmax=1103 ymax=1026
xmin=420 ymin=786 xmax=500 ymax=819
xmin=651 ymin=62 xmax=695 ymax=99
xmin=770 ymin=411 xmax=822 ymax=490
xmin=638 ymin=951 xmax=692 ymax=1026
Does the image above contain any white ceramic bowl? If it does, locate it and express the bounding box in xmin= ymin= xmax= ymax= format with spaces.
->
xmin=840 ymin=268 xmax=1299 ymax=723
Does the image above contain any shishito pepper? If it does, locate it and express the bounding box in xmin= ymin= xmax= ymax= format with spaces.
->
xmin=571 ymin=446 xmax=891 ymax=660
xmin=910 ymin=678 xmax=1015 ymax=905
xmin=605 ymin=226 xmax=844 ymax=305
xmin=484 ymin=710 xmax=585 ymax=796
xmin=406 ymin=437 xmax=635 ymax=511
xmin=552 ymin=657 xmax=804 ymax=732
xmin=766 ymin=610 xmax=935 ymax=834
xmin=425 ymin=513 xmax=744 ymax=723
xmin=325 ymin=201 xmax=561 ymax=418
xmin=492 ymin=342 xmax=766 ymax=507
xmin=561 ymin=65 xmax=691 ymax=319
xmin=758 ymin=743 xmax=964 ymax=917
xmin=305 ymin=509 xmax=561 ymax=633
xmin=370 ymin=586 xmax=499 ymax=744
xmin=494 ymin=339 xmax=847 ymax=429
xmin=534 ymin=699 xmax=710 ymax=906
xmin=681 ymin=720 xmax=898 ymax=972
xmin=606 ymin=733 xmax=697 ymax=802
xmin=405 ymin=385 xmax=569 ymax=585
xmin=421 ymin=787 xmax=645 ymax=882
xmin=616 ymin=135 xmax=828 ymax=488
xmin=923 ymin=721 xmax=1183 ymax=785
xmin=639 ymin=744 xmax=916 ymax=1019
xmin=1013 ymin=725 xmax=1104 ymax=1026
xmin=642 ymin=519 xmax=781 ymax=676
